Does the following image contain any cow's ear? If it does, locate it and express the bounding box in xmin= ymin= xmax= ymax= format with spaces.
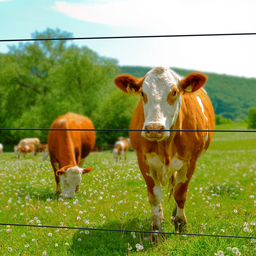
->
xmin=56 ymin=167 xmax=67 ymax=176
xmin=180 ymin=73 xmax=208 ymax=93
xmin=115 ymin=75 xmax=143 ymax=94
xmin=82 ymin=167 xmax=93 ymax=174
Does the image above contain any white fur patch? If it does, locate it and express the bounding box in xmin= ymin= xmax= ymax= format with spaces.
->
xmin=196 ymin=96 xmax=208 ymax=121
xmin=176 ymin=206 xmax=185 ymax=218
xmin=170 ymin=157 xmax=183 ymax=171
xmin=146 ymin=153 xmax=170 ymax=185
xmin=141 ymin=67 xmax=182 ymax=139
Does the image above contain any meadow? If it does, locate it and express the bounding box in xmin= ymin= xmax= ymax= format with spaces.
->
xmin=0 ymin=124 xmax=256 ymax=255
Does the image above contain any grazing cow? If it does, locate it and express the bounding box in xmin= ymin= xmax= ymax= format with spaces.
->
xmin=48 ymin=112 xmax=96 ymax=198
xmin=0 ymin=143 xmax=3 ymax=153
xmin=38 ymin=144 xmax=49 ymax=161
xmin=113 ymin=137 xmax=130 ymax=162
xmin=115 ymin=67 xmax=215 ymax=239
xmin=17 ymin=138 xmax=40 ymax=158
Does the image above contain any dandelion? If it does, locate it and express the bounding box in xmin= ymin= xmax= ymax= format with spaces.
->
xmin=135 ymin=243 xmax=144 ymax=252
xmin=77 ymin=216 xmax=81 ymax=221
xmin=47 ymin=233 xmax=53 ymax=237
xmin=214 ymin=250 xmax=224 ymax=256
xmin=54 ymin=243 xmax=59 ymax=247
xmin=65 ymin=242 xmax=69 ymax=246
xmin=24 ymin=244 xmax=30 ymax=248
xmin=7 ymin=247 xmax=13 ymax=252
xmin=232 ymin=247 xmax=241 ymax=256
xmin=131 ymin=231 xmax=136 ymax=239
xmin=21 ymin=233 xmax=26 ymax=238
xmin=127 ymin=243 xmax=133 ymax=251
xmin=77 ymin=238 xmax=82 ymax=242
xmin=42 ymin=251 xmax=48 ymax=256
xmin=233 ymin=209 xmax=238 ymax=214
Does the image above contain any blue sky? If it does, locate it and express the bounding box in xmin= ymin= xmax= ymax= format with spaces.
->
xmin=0 ymin=0 xmax=256 ymax=78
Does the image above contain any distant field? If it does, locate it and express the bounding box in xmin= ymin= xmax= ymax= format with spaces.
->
xmin=0 ymin=125 xmax=256 ymax=255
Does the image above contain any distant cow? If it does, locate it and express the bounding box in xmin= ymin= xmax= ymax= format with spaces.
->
xmin=115 ymin=67 xmax=215 ymax=240
xmin=17 ymin=138 xmax=40 ymax=158
xmin=0 ymin=143 xmax=3 ymax=153
xmin=38 ymin=144 xmax=49 ymax=161
xmin=48 ymin=112 xmax=96 ymax=198
xmin=38 ymin=143 xmax=48 ymax=153
xmin=113 ymin=137 xmax=130 ymax=162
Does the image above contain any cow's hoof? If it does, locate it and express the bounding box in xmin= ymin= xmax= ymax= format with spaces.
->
xmin=150 ymin=224 xmax=166 ymax=243
xmin=173 ymin=216 xmax=187 ymax=233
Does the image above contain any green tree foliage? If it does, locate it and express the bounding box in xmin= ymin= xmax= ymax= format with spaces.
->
xmin=0 ymin=28 xmax=128 ymax=148
xmin=247 ymin=108 xmax=256 ymax=129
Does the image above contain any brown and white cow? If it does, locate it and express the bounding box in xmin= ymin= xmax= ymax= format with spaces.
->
xmin=48 ymin=112 xmax=96 ymax=198
xmin=17 ymin=138 xmax=40 ymax=158
xmin=115 ymin=67 xmax=215 ymax=238
xmin=113 ymin=137 xmax=130 ymax=162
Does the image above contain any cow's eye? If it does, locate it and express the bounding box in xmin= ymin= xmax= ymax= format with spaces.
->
xmin=141 ymin=92 xmax=148 ymax=104
xmin=167 ymin=87 xmax=179 ymax=105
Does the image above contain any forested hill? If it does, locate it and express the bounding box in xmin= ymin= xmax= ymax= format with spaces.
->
xmin=120 ymin=66 xmax=256 ymax=121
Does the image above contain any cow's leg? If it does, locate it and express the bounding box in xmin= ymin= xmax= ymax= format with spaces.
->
xmin=51 ymin=161 xmax=61 ymax=194
xmin=148 ymin=184 xmax=164 ymax=234
xmin=139 ymin=152 xmax=165 ymax=242
xmin=172 ymin=159 xmax=196 ymax=233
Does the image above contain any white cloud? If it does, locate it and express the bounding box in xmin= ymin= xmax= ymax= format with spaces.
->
xmin=54 ymin=0 xmax=256 ymax=33
xmin=53 ymin=0 xmax=256 ymax=78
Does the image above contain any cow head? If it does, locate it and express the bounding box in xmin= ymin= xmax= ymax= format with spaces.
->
xmin=115 ymin=67 xmax=207 ymax=141
xmin=56 ymin=165 xmax=92 ymax=198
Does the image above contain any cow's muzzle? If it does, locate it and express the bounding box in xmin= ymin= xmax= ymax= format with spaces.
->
xmin=142 ymin=123 xmax=168 ymax=141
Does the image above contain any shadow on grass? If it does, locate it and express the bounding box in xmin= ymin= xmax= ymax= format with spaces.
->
xmin=69 ymin=219 xmax=155 ymax=256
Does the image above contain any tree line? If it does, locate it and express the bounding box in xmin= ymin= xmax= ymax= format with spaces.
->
xmin=0 ymin=29 xmax=138 ymax=149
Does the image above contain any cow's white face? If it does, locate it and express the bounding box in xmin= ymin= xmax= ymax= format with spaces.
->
xmin=141 ymin=67 xmax=182 ymax=141
xmin=59 ymin=166 xmax=83 ymax=198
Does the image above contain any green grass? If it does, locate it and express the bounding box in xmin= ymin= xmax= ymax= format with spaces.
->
xmin=0 ymin=125 xmax=256 ymax=255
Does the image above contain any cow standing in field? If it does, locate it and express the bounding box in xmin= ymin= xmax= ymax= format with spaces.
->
xmin=0 ymin=143 xmax=3 ymax=153
xmin=17 ymin=138 xmax=40 ymax=158
xmin=115 ymin=67 xmax=215 ymax=239
xmin=113 ymin=137 xmax=130 ymax=162
xmin=48 ymin=112 xmax=96 ymax=198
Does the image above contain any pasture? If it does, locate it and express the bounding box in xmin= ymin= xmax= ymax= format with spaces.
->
xmin=0 ymin=124 xmax=256 ymax=255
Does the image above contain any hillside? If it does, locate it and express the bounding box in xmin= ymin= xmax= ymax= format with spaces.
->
xmin=120 ymin=66 xmax=256 ymax=121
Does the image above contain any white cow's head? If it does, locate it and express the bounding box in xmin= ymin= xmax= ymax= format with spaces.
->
xmin=115 ymin=67 xmax=207 ymax=141
xmin=57 ymin=165 xmax=92 ymax=198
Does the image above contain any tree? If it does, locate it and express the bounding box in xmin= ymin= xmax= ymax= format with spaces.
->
xmin=247 ymin=108 xmax=256 ymax=129
xmin=0 ymin=28 xmax=119 ymax=147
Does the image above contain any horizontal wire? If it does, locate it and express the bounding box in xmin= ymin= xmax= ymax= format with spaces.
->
xmin=1 ymin=32 xmax=256 ymax=43
xmin=0 ymin=223 xmax=255 ymax=240
xmin=0 ymin=128 xmax=256 ymax=133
